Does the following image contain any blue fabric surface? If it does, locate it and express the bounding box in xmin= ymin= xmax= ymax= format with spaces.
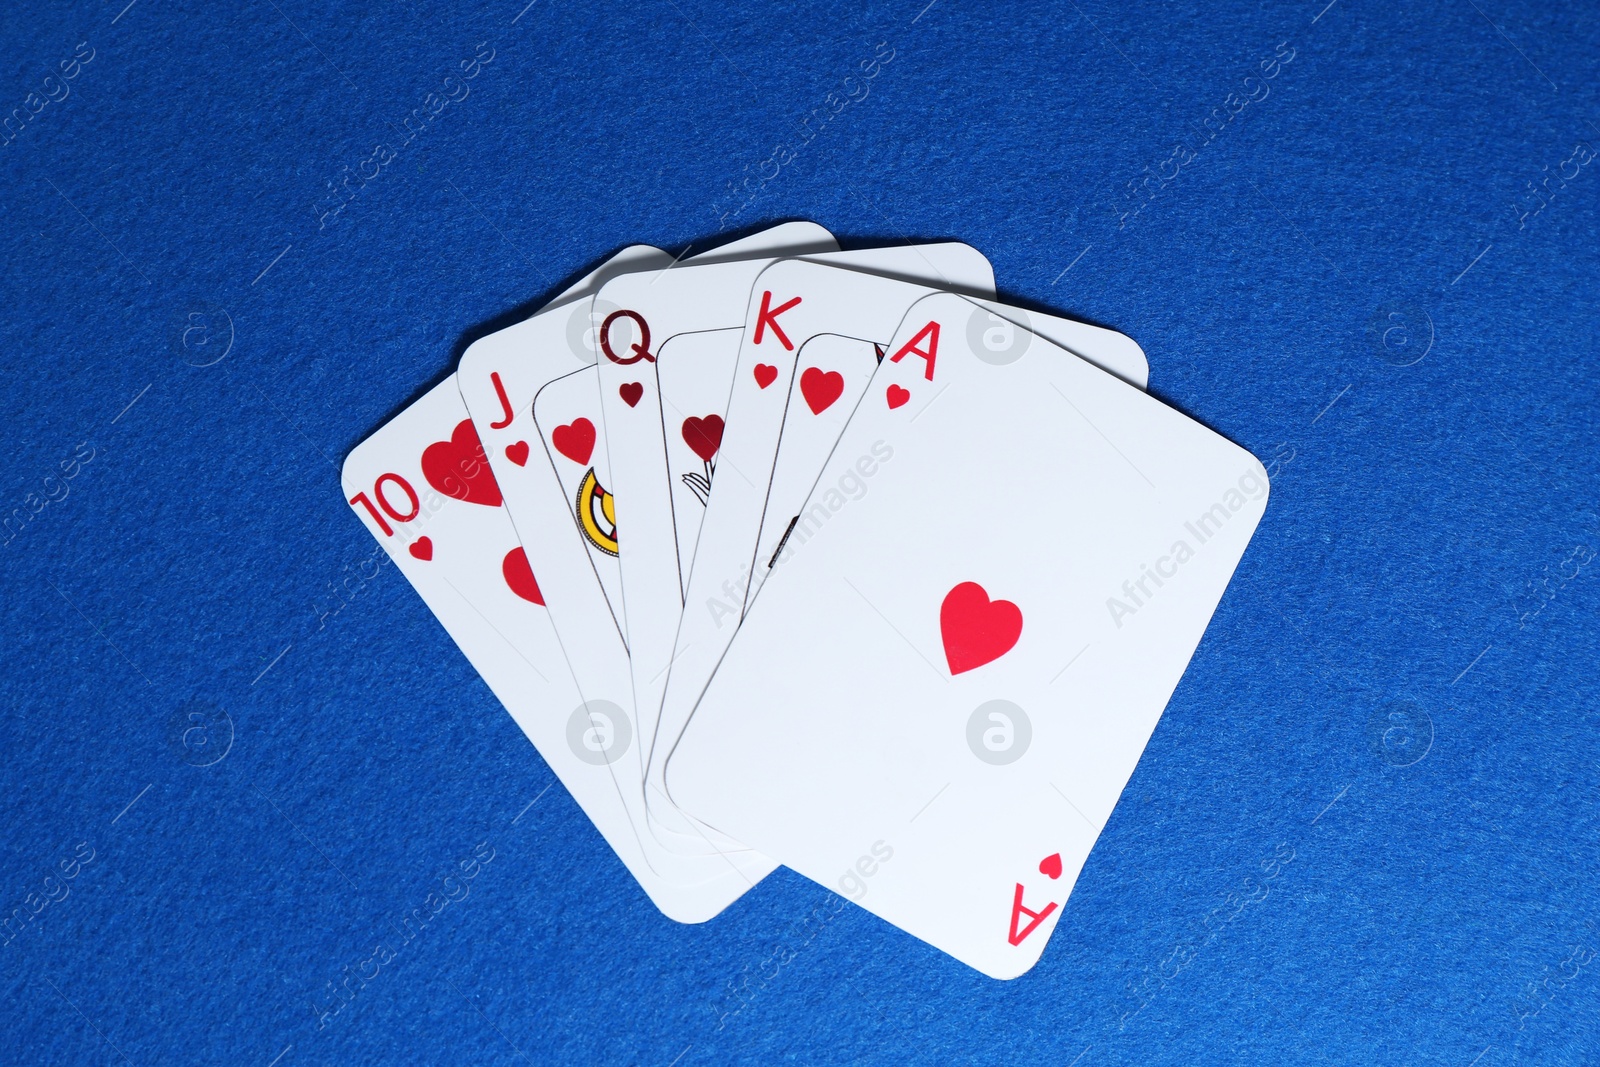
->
xmin=1 ymin=0 xmax=1597 ymax=1063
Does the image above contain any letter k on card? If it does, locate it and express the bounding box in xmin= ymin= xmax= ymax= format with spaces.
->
xmin=669 ymin=290 xmax=1268 ymax=978
xmin=752 ymin=290 xmax=801 ymax=350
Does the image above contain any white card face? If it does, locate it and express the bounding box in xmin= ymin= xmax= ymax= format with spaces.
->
xmin=347 ymin=377 xmax=774 ymax=924
xmin=746 ymin=334 xmax=881 ymax=591
xmin=341 ymin=380 xmax=690 ymax=914
xmin=667 ymin=291 xmax=1269 ymax=977
xmin=743 ymin=300 xmax=1148 ymax=613
xmin=651 ymin=260 xmax=1151 ymax=837
xmin=456 ymin=244 xmax=673 ymax=770
xmin=656 ymin=329 xmax=743 ymax=596
xmin=454 ymin=228 xmax=845 ymax=917
xmin=592 ymin=244 xmax=998 ymax=850
xmin=462 ymin=224 xmax=835 ymax=653
xmin=531 ymin=367 xmax=626 ymax=638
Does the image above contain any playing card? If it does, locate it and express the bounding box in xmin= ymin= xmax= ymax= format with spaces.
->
xmin=345 ymin=240 xmax=800 ymax=925
xmin=591 ymin=243 xmax=998 ymax=850
xmin=740 ymin=278 xmax=1149 ymax=613
xmin=666 ymin=290 xmax=1269 ymax=977
xmin=463 ymin=223 xmax=836 ymax=652
xmin=595 ymin=243 xmax=995 ymax=602
xmin=452 ymin=227 xmax=844 ymax=915
xmin=530 ymin=366 xmax=627 ymax=638
xmin=650 ymin=261 xmax=1151 ymax=837
xmin=338 ymin=378 xmax=733 ymax=916
xmin=655 ymin=328 xmax=743 ymax=592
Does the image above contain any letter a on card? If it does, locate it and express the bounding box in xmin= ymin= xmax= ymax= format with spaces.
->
xmin=668 ymin=291 xmax=1268 ymax=977
xmin=889 ymin=320 xmax=940 ymax=380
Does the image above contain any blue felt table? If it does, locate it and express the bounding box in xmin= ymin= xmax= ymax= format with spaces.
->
xmin=2 ymin=0 xmax=1597 ymax=1063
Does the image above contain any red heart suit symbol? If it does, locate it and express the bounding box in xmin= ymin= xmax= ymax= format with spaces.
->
xmin=940 ymin=581 xmax=1022 ymax=675
xmin=421 ymin=419 xmax=503 ymax=507
xmin=886 ymin=384 xmax=911 ymax=410
xmin=753 ymin=363 xmax=778 ymax=389
xmin=408 ymin=537 xmax=433 ymax=561
xmin=1039 ymin=853 xmax=1063 ymax=880
xmin=619 ymin=382 xmax=643 ymax=408
xmin=551 ymin=418 xmax=595 ymax=465
xmin=504 ymin=441 xmax=530 ymax=467
xmin=502 ymin=547 xmax=544 ymax=605
xmin=800 ymin=367 xmax=844 ymax=415
xmin=682 ymin=415 xmax=725 ymax=463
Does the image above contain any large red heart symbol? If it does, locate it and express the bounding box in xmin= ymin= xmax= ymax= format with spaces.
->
xmin=504 ymin=441 xmax=530 ymax=467
xmin=551 ymin=418 xmax=595 ymax=465
xmin=753 ymin=363 xmax=778 ymax=389
xmin=940 ymin=581 xmax=1022 ymax=675
xmin=682 ymin=415 xmax=725 ymax=463
xmin=619 ymin=382 xmax=643 ymax=408
xmin=1039 ymin=853 xmax=1063 ymax=880
xmin=886 ymin=384 xmax=911 ymax=410
xmin=409 ymin=537 xmax=433 ymax=561
xmin=502 ymin=547 xmax=544 ymax=605
xmin=800 ymin=367 xmax=844 ymax=415
xmin=421 ymin=419 xmax=503 ymax=507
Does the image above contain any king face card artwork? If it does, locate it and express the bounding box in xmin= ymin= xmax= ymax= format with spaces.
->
xmin=455 ymin=228 xmax=849 ymax=892
xmin=351 ymin=241 xmax=805 ymax=925
xmin=459 ymin=225 xmax=834 ymax=655
xmin=650 ymin=261 xmax=1152 ymax=838
xmin=592 ymin=241 xmax=995 ymax=611
xmin=590 ymin=243 xmax=998 ymax=850
xmin=666 ymin=291 xmax=1269 ymax=977
xmin=738 ymin=290 xmax=1152 ymax=613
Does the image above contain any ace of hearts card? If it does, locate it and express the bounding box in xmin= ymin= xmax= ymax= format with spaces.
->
xmin=667 ymin=290 xmax=1269 ymax=977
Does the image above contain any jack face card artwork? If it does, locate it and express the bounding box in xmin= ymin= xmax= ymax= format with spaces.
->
xmin=347 ymin=375 xmax=773 ymax=923
xmin=650 ymin=261 xmax=1152 ymax=837
xmin=456 ymin=228 xmax=848 ymax=902
xmin=591 ymin=243 xmax=997 ymax=849
xmin=530 ymin=366 xmax=627 ymax=638
xmin=666 ymin=291 xmax=1269 ymax=977
xmin=459 ymin=225 xmax=833 ymax=653
xmin=358 ymin=238 xmax=822 ymax=925
xmin=456 ymin=243 xmax=672 ymax=755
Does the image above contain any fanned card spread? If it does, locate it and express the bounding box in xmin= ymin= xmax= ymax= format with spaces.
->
xmin=343 ymin=224 xmax=1267 ymax=977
